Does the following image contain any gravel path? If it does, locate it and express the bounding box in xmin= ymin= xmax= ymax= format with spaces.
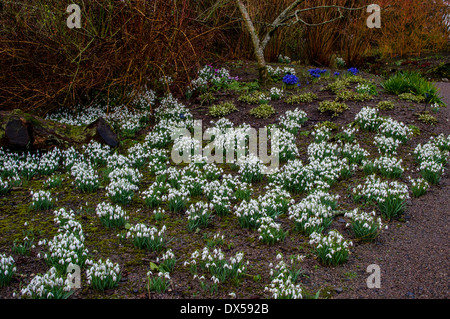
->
xmin=333 ymin=184 xmax=450 ymax=299
xmin=331 ymin=82 xmax=450 ymax=299
xmin=435 ymin=82 xmax=450 ymax=111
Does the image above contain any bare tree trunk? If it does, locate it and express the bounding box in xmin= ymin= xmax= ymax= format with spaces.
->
xmin=236 ymin=0 xmax=269 ymax=85
xmin=235 ymin=0 xmax=304 ymax=85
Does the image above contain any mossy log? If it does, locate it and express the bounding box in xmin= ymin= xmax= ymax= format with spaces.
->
xmin=0 ymin=109 xmax=118 ymax=150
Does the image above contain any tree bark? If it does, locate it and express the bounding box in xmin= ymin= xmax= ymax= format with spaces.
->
xmin=0 ymin=109 xmax=118 ymax=150
xmin=236 ymin=0 xmax=269 ymax=85
xmin=235 ymin=0 xmax=304 ymax=85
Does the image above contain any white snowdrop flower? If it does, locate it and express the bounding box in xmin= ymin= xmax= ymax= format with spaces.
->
xmin=20 ymin=267 xmax=72 ymax=299
xmin=355 ymin=107 xmax=380 ymax=131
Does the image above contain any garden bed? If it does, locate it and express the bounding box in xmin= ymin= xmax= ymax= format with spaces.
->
xmin=0 ymin=58 xmax=449 ymax=300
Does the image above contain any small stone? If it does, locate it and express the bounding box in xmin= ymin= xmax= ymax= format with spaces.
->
xmin=88 ymin=117 xmax=118 ymax=147
xmin=5 ymin=118 xmax=30 ymax=149
xmin=338 ymin=218 xmax=346 ymax=223
xmin=97 ymin=119 xmax=118 ymax=146
xmin=335 ymin=287 xmax=343 ymax=294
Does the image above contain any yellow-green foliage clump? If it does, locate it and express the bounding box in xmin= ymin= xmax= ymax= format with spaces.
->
xmin=209 ymin=101 xmax=238 ymax=117
xmin=324 ymin=76 xmax=372 ymax=95
xmin=285 ymin=92 xmax=318 ymax=104
xmin=249 ymin=104 xmax=276 ymax=119
xmin=417 ymin=111 xmax=437 ymax=125
xmin=318 ymin=100 xmax=349 ymax=117
xmin=314 ymin=121 xmax=339 ymax=131
xmin=324 ymin=79 xmax=349 ymax=94
xmin=398 ymin=93 xmax=425 ymax=103
xmin=350 ymin=92 xmax=373 ymax=102
xmin=346 ymin=75 xmax=371 ymax=85
xmin=377 ymin=100 xmax=395 ymax=110
xmin=238 ymin=91 xmax=266 ymax=105
xmin=335 ymin=90 xmax=372 ymax=102
xmin=334 ymin=90 xmax=354 ymax=101
xmin=408 ymin=124 xmax=421 ymax=136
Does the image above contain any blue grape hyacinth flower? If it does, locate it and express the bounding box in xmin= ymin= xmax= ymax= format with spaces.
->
xmin=308 ymin=68 xmax=327 ymax=78
xmin=282 ymin=74 xmax=299 ymax=86
xmin=348 ymin=67 xmax=359 ymax=76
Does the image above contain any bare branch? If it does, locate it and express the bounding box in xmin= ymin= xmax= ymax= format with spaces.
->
xmin=261 ymin=0 xmax=304 ymax=49
xmin=261 ymin=3 xmax=370 ymax=50
xmin=285 ymin=5 xmax=370 ymax=25
xmin=289 ymin=12 xmax=344 ymax=28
